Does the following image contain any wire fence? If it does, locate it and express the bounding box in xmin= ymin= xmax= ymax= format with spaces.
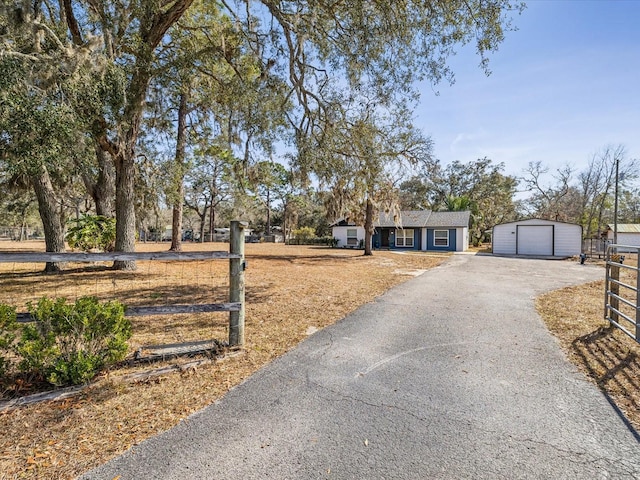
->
xmin=0 ymin=223 xmax=247 ymax=353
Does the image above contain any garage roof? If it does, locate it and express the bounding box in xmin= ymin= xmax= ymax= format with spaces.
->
xmin=606 ymin=224 xmax=640 ymax=233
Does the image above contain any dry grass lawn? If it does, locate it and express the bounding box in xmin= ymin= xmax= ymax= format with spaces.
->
xmin=0 ymin=241 xmax=447 ymax=479
xmin=536 ymin=254 xmax=640 ymax=434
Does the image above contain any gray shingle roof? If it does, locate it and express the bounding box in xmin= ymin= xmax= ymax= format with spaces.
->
xmin=426 ymin=211 xmax=471 ymax=228
xmin=375 ymin=210 xmax=432 ymax=227
xmin=374 ymin=210 xmax=470 ymax=228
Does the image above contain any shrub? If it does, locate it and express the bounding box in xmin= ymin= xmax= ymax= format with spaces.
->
xmin=66 ymin=214 xmax=116 ymax=252
xmin=0 ymin=304 xmax=18 ymax=378
xmin=17 ymin=296 xmax=131 ymax=386
xmin=292 ymin=226 xmax=316 ymax=243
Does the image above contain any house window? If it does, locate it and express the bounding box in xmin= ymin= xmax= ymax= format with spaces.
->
xmin=395 ymin=229 xmax=414 ymax=247
xmin=346 ymin=228 xmax=358 ymax=246
xmin=434 ymin=230 xmax=449 ymax=247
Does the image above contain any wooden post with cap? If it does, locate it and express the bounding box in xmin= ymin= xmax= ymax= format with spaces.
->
xmin=610 ymin=253 xmax=620 ymax=323
xmin=229 ymin=220 xmax=246 ymax=347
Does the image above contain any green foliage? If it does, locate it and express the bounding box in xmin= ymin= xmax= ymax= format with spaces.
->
xmin=66 ymin=215 xmax=116 ymax=252
xmin=292 ymin=226 xmax=316 ymax=242
xmin=288 ymin=235 xmax=336 ymax=246
xmin=444 ymin=195 xmax=472 ymax=212
xmin=0 ymin=304 xmax=18 ymax=378
xmin=416 ymin=157 xmax=518 ymax=244
xmin=16 ymin=297 xmax=131 ymax=386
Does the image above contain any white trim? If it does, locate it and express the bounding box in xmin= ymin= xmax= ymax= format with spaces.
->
xmin=396 ymin=228 xmax=414 ymax=247
xmin=346 ymin=228 xmax=358 ymax=246
xmin=434 ymin=229 xmax=449 ymax=247
xmin=457 ymin=227 xmax=469 ymax=252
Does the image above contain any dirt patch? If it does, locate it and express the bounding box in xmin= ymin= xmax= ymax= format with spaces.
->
xmin=536 ymin=255 xmax=640 ymax=434
xmin=0 ymin=241 xmax=448 ymax=479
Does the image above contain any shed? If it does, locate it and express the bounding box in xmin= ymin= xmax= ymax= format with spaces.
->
xmin=604 ymin=224 xmax=640 ymax=250
xmin=492 ymin=219 xmax=582 ymax=257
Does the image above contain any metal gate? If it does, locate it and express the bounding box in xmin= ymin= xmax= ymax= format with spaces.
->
xmin=604 ymin=244 xmax=640 ymax=343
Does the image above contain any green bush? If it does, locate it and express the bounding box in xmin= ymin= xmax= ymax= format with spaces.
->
xmin=66 ymin=214 xmax=116 ymax=252
xmin=0 ymin=304 xmax=18 ymax=378
xmin=292 ymin=226 xmax=316 ymax=242
xmin=287 ymin=235 xmax=337 ymax=246
xmin=16 ymin=296 xmax=131 ymax=386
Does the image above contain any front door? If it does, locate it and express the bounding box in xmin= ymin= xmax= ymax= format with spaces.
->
xmin=381 ymin=229 xmax=390 ymax=247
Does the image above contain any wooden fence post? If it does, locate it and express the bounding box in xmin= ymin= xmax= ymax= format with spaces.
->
xmin=610 ymin=253 xmax=620 ymax=323
xmin=229 ymin=221 xmax=246 ymax=347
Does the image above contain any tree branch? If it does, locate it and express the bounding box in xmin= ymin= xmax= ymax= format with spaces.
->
xmin=62 ymin=0 xmax=84 ymax=45
xmin=146 ymin=0 xmax=196 ymax=49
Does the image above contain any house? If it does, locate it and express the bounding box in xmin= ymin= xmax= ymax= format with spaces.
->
xmin=492 ymin=219 xmax=582 ymax=257
xmin=604 ymin=224 xmax=640 ymax=251
xmin=331 ymin=220 xmax=366 ymax=248
xmin=332 ymin=210 xmax=470 ymax=252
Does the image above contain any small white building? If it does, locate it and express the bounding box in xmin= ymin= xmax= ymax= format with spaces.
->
xmin=492 ymin=219 xmax=582 ymax=257
xmin=331 ymin=220 xmax=367 ymax=248
xmin=605 ymin=224 xmax=640 ymax=251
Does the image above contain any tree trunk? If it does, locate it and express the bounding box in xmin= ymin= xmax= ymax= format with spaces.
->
xmin=266 ymin=189 xmax=271 ymax=235
xmin=92 ymin=145 xmax=115 ymax=216
xmin=19 ymin=203 xmax=30 ymax=241
xmin=170 ymin=91 xmax=188 ymax=252
xmin=364 ymin=197 xmax=373 ymax=256
xmin=208 ymin=205 xmax=216 ymax=242
xmin=170 ymin=184 xmax=184 ymax=251
xmin=113 ymin=149 xmax=137 ymax=270
xmin=282 ymin=200 xmax=288 ymax=243
xmin=199 ymin=207 xmax=207 ymax=243
xmin=93 ymin=0 xmax=195 ymax=268
xmin=110 ymin=49 xmax=153 ymax=270
xmin=32 ymin=166 xmax=65 ymax=272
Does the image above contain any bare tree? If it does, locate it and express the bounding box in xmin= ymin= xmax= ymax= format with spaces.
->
xmin=522 ymin=161 xmax=574 ymax=221
xmin=578 ymin=145 xmax=637 ymax=238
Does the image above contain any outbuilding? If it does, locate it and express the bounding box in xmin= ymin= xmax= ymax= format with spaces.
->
xmin=492 ymin=219 xmax=582 ymax=257
xmin=604 ymin=224 xmax=640 ymax=251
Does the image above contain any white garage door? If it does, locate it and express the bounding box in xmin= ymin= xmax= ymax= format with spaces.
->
xmin=517 ymin=225 xmax=553 ymax=255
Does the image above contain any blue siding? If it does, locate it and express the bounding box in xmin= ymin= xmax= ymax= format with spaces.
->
xmin=373 ymin=228 xmax=420 ymax=250
xmin=373 ymin=227 xmax=458 ymax=251
xmin=427 ymin=228 xmax=456 ymax=251
xmin=390 ymin=228 xmax=420 ymax=250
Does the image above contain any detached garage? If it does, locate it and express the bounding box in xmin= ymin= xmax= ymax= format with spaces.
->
xmin=492 ymin=219 xmax=582 ymax=257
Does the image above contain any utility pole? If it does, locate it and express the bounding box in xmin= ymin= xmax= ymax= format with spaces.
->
xmin=614 ymin=155 xmax=619 ymax=245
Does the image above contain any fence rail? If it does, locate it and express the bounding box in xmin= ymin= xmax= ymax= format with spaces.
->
xmin=604 ymin=244 xmax=639 ymax=343
xmin=0 ymin=221 xmax=247 ymax=347
xmin=0 ymin=251 xmax=240 ymax=263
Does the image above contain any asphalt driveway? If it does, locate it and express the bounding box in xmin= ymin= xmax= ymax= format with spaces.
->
xmin=80 ymin=254 xmax=639 ymax=479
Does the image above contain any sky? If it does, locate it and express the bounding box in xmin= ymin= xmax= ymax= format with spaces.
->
xmin=414 ymin=0 xmax=640 ymax=185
